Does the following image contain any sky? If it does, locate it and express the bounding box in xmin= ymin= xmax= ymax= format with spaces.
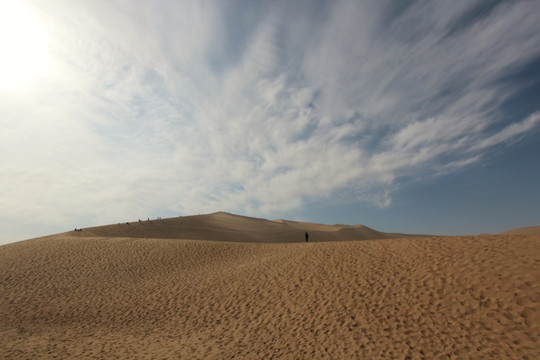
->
xmin=1 ymin=0 xmax=540 ymax=244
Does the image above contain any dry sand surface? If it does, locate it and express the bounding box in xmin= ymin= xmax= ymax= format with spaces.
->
xmin=1 ymin=213 xmax=539 ymax=359
xmin=500 ymin=226 xmax=540 ymax=235
xmin=67 ymin=212 xmax=415 ymax=242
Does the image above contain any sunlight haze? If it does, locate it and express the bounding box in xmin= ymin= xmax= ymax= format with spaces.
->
xmin=0 ymin=0 xmax=53 ymax=91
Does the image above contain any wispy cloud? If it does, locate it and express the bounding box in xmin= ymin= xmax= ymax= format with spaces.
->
xmin=1 ymin=0 xmax=540 ymax=238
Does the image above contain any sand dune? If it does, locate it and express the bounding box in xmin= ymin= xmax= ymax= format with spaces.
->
xmin=1 ymin=214 xmax=539 ymax=359
xmin=66 ymin=212 xmax=415 ymax=243
xmin=500 ymin=225 xmax=540 ymax=235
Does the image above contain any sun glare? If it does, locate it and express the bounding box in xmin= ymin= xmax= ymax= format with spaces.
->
xmin=0 ymin=0 xmax=52 ymax=91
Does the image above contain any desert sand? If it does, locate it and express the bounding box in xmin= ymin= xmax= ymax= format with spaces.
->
xmin=500 ymin=225 xmax=540 ymax=235
xmin=1 ymin=212 xmax=539 ymax=359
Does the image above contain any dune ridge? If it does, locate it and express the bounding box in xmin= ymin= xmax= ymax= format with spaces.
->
xmin=66 ymin=211 xmax=416 ymax=243
xmin=1 ymin=213 xmax=539 ymax=359
xmin=500 ymin=225 xmax=540 ymax=235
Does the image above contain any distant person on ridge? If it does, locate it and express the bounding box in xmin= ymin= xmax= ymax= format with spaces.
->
xmin=305 ymin=232 xmax=309 ymax=242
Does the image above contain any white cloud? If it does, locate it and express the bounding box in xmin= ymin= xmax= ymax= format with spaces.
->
xmin=473 ymin=112 xmax=540 ymax=151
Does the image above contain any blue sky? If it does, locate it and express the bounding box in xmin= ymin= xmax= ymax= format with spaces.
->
xmin=1 ymin=0 xmax=540 ymax=244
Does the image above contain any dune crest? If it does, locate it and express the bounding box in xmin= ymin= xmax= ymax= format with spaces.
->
xmin=500 ymin=225 xmax=540 ymax=235
xmin=66 ymin=212 xmax=414 ymax=243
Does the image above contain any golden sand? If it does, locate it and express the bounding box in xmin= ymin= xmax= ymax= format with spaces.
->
xmin=1 ymin=213 xmax=539 ymax=359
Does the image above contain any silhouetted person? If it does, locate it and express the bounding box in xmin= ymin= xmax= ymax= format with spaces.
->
xmin=305 ymin=231 xmax=309 ymax=242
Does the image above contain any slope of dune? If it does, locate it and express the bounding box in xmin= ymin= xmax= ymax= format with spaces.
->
xmin=1 ymin=216 xmax=539 ymax=359
xmin=67 ymin=212 xmax=415 ymax=242
xmin=500 ymin=225 xmax=540 ymax=235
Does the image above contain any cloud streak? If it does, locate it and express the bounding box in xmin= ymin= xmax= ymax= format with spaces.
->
xmin=1 ymin=0 xmax=540 ymax=240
